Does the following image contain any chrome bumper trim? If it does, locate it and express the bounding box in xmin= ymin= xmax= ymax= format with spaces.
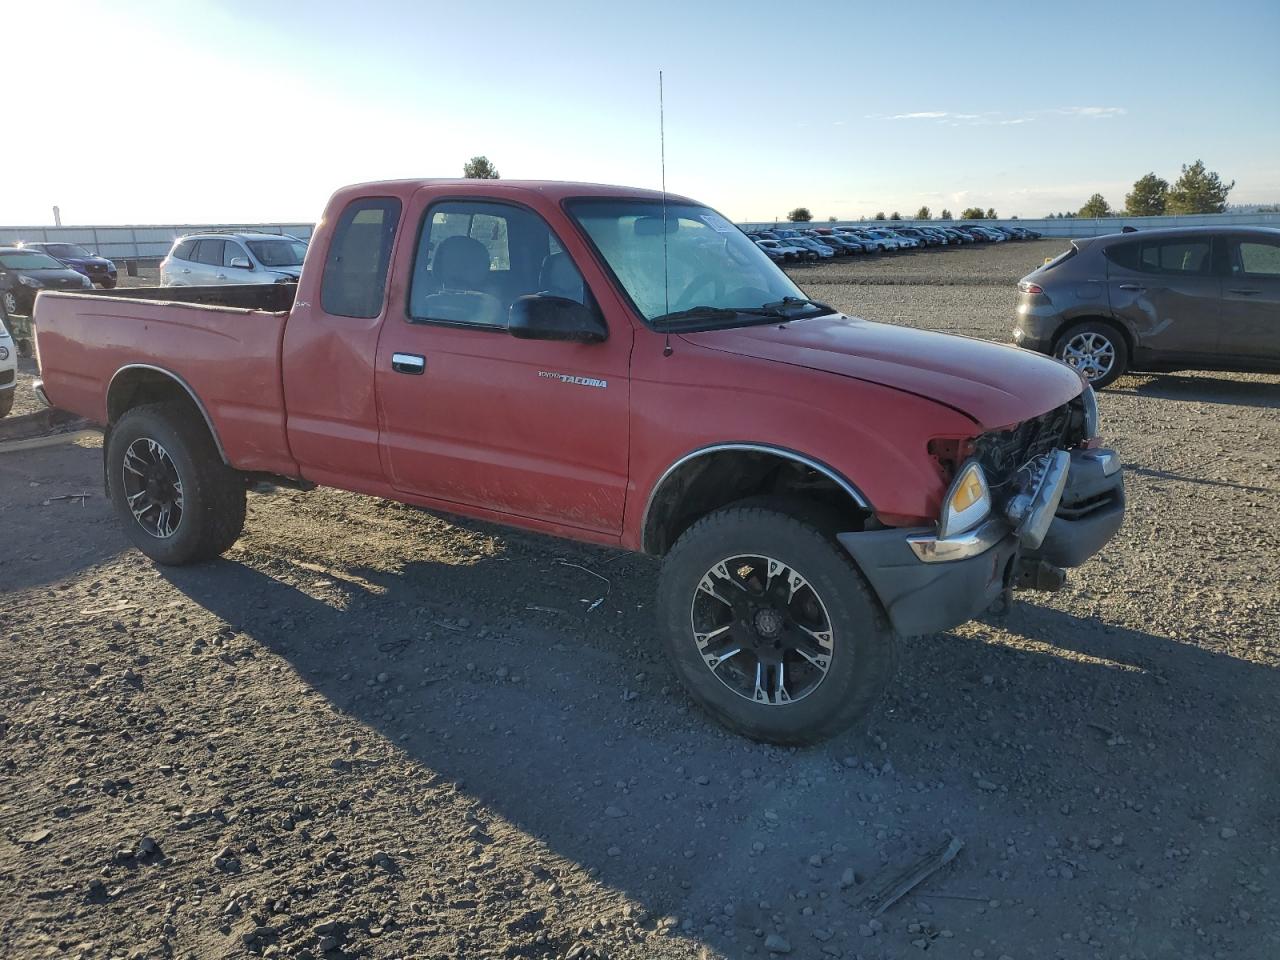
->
xmin=907 ymin=517 xmax=1008 ymax=563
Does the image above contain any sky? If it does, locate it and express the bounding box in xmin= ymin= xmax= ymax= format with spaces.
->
xmin=4 ymin=0 xmax=1278 ymax=226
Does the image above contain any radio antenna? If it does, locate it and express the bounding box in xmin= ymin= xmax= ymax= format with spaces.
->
xmin=659 ymin=69 xmax=672 ymax=357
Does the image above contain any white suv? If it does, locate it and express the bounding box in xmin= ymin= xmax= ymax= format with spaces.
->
xmin=160 ymin=232 xmax=308 ymax=286
xmin=1 ymin=308 xmax=16 ymax=419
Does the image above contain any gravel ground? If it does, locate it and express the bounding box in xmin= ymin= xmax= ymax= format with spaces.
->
xmin=2 ymin=244 xmax=1278 ymax=960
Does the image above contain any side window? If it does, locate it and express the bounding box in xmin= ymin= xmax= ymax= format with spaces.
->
xmin=1138 ymin=239 xmax=1211 ymax=276
xmin=223 ymin=242 xmax=249 ymax=267
xmin=408 ymin=200 xmax=593 ymax=328
xmin=194 ymin=239 xmax=225 ymax=266
xmin=320 ymin=197 xmax=402 ymax=319
xmin=1234 ymin=239 xmax=1280 ymax=277
xmin=1102 ymin=242 xmax=1139 ymax=272
xmin=173 ymin=239 xmax=196 ymax=261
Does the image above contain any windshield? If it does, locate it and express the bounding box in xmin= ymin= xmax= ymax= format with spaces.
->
xmin=0 ymin=251 xmax=65 ymax=270
xmin=567 ymin=199 xmax=809 ymax=327
xmin=45 ymin=243 xmax=93 ymax=258
xmin=246 ymin=239 xmax=307 ymax=267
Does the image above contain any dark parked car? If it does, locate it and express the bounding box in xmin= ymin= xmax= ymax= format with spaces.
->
xmin=0 ymin=247 xmax=92 ymax=316
xmin=21 ymin=242 xmax=118 ymax=287
xmin=1014 ymin=227 xmax=1280 ymax=387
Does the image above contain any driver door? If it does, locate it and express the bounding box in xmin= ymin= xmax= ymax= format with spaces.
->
xmin=375 ymin=195 xmax=633 ymax=536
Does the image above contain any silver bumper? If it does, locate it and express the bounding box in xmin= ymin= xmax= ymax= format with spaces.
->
xmin=908 ymin=448 xmax=1079 ymax=563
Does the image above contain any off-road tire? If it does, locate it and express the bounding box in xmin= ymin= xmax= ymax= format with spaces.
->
xmin=107 ymin=402 xmax=246 ymax=565
xmin=657 ymin=500 xmax=895 ymax=745
xmin=1054 ymin=320 xmax=1129 ymax=389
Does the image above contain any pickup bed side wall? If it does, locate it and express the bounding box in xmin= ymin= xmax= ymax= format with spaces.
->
xmin=35 ymin=294 xmax=297 ymax=476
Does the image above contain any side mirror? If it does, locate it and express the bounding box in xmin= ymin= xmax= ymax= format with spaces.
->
xmin=229 ymin=257 xmax=253 ymax=270
xmin=508 ymin=295 xmax=606 ymax=344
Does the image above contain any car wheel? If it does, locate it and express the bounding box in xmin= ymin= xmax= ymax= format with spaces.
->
xmin=2 ymin=290 xmax=19 ymax=316
xmin=101 ymin=278 xmax=118 ymax=289
xmin=657 ymin=500 xmax=895 ymax=745
xmin=106 ymin=402 xmax=247 ymax=565
xmin=1054 ymin=321 xmax=1128 ymax=389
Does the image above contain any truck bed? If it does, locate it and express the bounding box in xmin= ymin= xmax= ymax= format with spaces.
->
xmin=34 ymin=287 xmax=298 ymax=477
xmin=87 ymin=283 xmax=297 ymax=313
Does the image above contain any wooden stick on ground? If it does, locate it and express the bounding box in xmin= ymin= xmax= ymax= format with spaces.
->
xmin=860 ymin=836 xmax=964 ymax=916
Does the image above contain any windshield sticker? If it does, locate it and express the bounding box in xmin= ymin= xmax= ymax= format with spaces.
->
xmin=700 ymin=213 xmax=736 ymax=233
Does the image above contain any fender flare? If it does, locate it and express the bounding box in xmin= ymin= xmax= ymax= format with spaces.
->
xmin=640 ymin=442 xmax=872 ymax=554
xmin=106 ymin=363 xmax=229 ymax=464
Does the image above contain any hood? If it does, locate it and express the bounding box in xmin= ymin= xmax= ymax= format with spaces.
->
xmin=681 ymin=313 xmax=1084 ymax=430
xmin=21 ymin=267 xmax=87 ymax=285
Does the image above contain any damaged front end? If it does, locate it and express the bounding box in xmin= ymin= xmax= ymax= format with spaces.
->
xmin=838 ymin=392 xmax=1125 ymax=637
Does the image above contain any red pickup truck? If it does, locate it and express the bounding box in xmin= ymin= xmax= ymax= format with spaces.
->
xmin=33 ymin=179 xmax=1125 ymax=744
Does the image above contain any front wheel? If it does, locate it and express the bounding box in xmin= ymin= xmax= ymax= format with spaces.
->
xmin=1054 ymin=321 xmax=1128 ymax=389
xmin=107 ymin=402 xmax=246 ymax=564
xmin=657 ymin=502 xmax=895 ymax=745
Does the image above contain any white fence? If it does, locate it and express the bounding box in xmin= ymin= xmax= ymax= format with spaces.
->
xmin=1 ymin=210 xmax=1275 ymax=263
xmin=0 ymin=223 xmax=315 ymax=261
xmin=740 ymin=211 xmax=1280 ymax=238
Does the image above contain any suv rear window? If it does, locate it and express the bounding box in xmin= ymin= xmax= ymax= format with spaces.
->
xmin=1106 ymin=237 xmax=1211 ymax=275
xmin=173 ymin=239 xmax=196 ymax=261
xmin=193 ymin=239 xmax=225 ymax=266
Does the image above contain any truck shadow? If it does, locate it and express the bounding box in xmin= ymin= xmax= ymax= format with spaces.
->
xmin=159 ymin=537 xmax=1280 ymax=952
xmin=1111 ymin=373 xmax=1280 ymax=408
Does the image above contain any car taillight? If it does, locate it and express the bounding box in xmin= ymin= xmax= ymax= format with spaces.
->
xmin=1018 ymin=281 xmax=1043 ymax=294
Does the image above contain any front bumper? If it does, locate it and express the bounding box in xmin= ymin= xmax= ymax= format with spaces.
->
xmin=839 ymin=447 xmax=1124 ymax=636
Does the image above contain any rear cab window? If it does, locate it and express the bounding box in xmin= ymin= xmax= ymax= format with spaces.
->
xmin=320 ymin=197 xmax=402 ymax=319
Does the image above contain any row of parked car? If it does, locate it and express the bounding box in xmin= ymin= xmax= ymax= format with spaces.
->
xmin=0 ymin=232 xmax=310 ymax=318
xmin=748 ymin=223 xmax=1042 ymax=262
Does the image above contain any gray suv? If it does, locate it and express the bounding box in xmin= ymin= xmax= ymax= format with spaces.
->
xmin=1013 ymin=226 xmax=1280 ymax=387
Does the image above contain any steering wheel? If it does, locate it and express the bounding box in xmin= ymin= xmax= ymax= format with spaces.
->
xmin=672 ymin=272 xmax=726 ymax=311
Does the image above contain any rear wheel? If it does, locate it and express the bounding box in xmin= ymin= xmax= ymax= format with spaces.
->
xmin=1054 ymin=320 xmax=1128 ymax=388
xmin=107 ymin=402 xmax=246 ymax=565
xmin=657 ymin=501 xmax=895 ymax=745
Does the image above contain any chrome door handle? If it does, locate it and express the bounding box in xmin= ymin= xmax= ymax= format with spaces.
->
xmin=1118 ymin=283 xmax=1144 ymax=291
xmin=392 ymin=352 xmax=425 ymax=375
xmin=181 ymin=268 xmax=191 ymax=274
xmin=1230 ymin=288 xmax=1261 ymax=296
xmin=216 ymin=273 xmax=226 ymax=279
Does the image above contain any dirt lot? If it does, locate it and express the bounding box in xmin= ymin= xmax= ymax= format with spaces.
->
xmin=2 ymin=242 xmax=1278 ymax=960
